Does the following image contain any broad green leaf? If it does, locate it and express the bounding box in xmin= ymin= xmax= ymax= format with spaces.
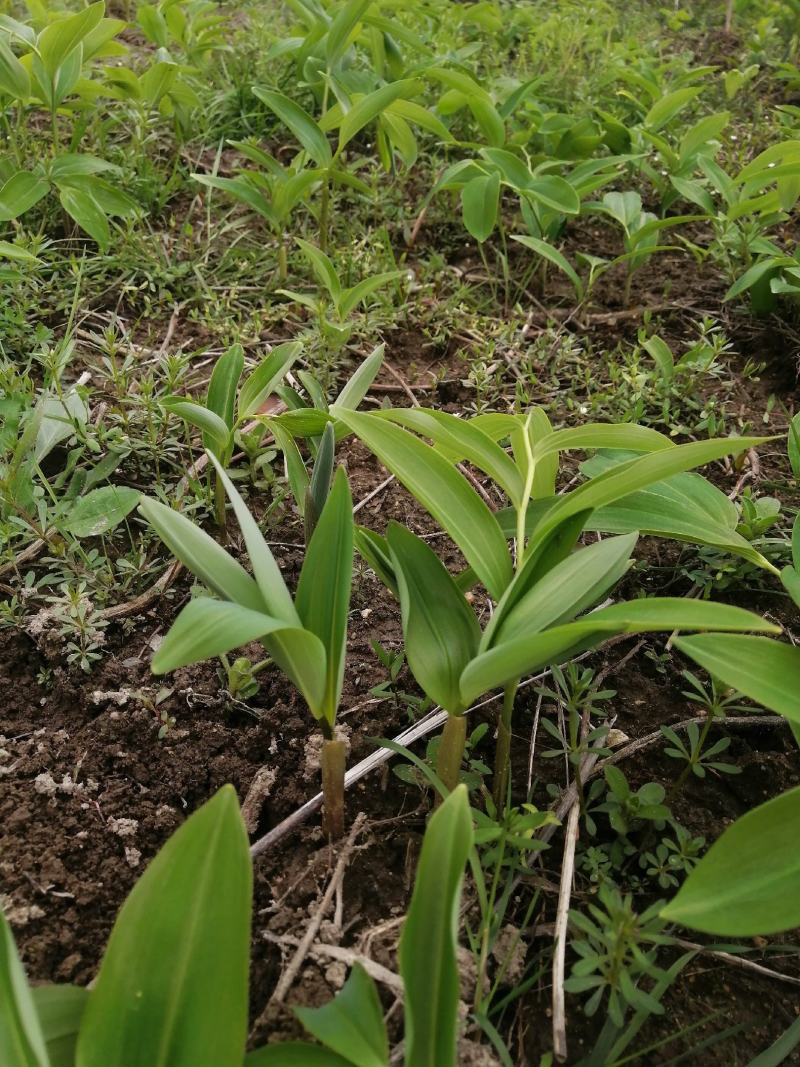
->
xmin=270 ymin=419 xmax=310 ymax=514
xmin=579 ymin=451 xmax=776 ymax=571
xmin=388 ymin=523 xmax=480 ymax=715
xmin=295 ymin=236 xmax=341 ymax=299
xmin=354 ymin=525 xmax=397 ymax=596
xmin=644 ymin=87 xmax=702 ymax=131
xmin=470 ymin=97 xmax=505 ymax=146
xmin=379 ymin=408 xmax=523 ymax=505
xmin=138 ymin=497 xmax=264 ymax=612
xmin=34 ymin=389 xmax=87 ymax=462
xmin=461 ymin=598 xmax=777 ymax=704
xmin=526 ymin=175 xmax=580 ymax=215
xmin=295 ymin=964 xmax=388 ymax=1067
xmin=335 ymin=343 xmax=384 ymax=409
xmin=238 ymin=342 xmax=300 ymax=419
xmin=788 ymin=412 xmax=800 ymax=481
xmin=50 ymin=154 xmax=117 ymax=180
xmin=38 ymin=2 xmax=104 ymax=76
xmin=661 ymin=785 xmax=800 ymax=936
xmin=0 ymin=171 xmax=49 ymax=222
xmin=206 ymin=344 xmax=244 ymax=432
xmin=204 ymin=455 xmax=299 ymax=624
xmin=526 ymin=435 xmax=771 ymax=557
xmin=511 ymin=235 xmax=582 ymax=297
xmin=0 ymin=911 xmax=49 ymax=1067
xmin=325 ymin=0 xmax=373 ymax=66
xmin=679 ymin=111 xmax=729 ymax=163
xmin=533 ymin=423 xmax=671 ymax=459
xmin=162 ymin=398 xmax=230 ymax=458
xmin=295 ymin=468 xmax=353 ymax=723
xmin=461 ymin=171 xmax=500 ymax=242
xmin=76 ymin=786 xmax=251 ymax=1067
xmin=337 ymin=80 xmax=421 ymax=151
xmin=152 ymin=597 xmax=307 ymax=674
xmin=31 ymin=986 xmax=88 ymax=1067
xmin=192 ymin=174 xmax=274 ymax=222
xmin=399 ymin=785 xmax=473 ymax=1067
xmin=63 ymin=485 xmax=141 ymax=538
xmin=252 ymin=87 xmax=331 ymax=166
xmin=306 ymin=422 xmax=335 ymax=534
xmin=245 ymin=1046 xmax=353 ymax=1066
xmin=58 ymin=186 xmax=110 ymax=249
xmin=0 ymin=39 xmax=29 ymax=98
xmin=486 ymin=533 xmax=638 ymax=649
xmin=333 ymin=409 xmax=512 ymax=600
xmin=783 ymin=566 xmax=800 ymax=610
xmin=641 ymin=335 xmax=674 ymax=383
xmin=674 ymin=634 xmax=800 ymax=725
xmin=338 ymin=271 xmax=402 ymax=318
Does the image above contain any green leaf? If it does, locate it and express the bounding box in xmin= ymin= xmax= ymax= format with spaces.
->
xmin=526 ymin=435 xmax=771 ymax=558
xmin=162 ymin=398 xmax=231 ymax=459
xmin=399 ymin=784 xmax=473 ymax=1067
xmin=152 ymin=597 xmax=307 ymax=674
xmin=138 ymin=497 xmax=264 ymax=612
xmin=325 ymin=0 xmax=373 ymax=66
xmin=338 ymin=271 xmax=402 ymax=318
xmin=206 ymin=344 xmax=244 ymax=433
xmin=31 ymin=986 xmax=88 ymax=1067
xmin=641 ymin=334 xmax=674 ymax=383
xmin=461 ymin=598 xmax=777 ymax=704
xmin=295 ymin=237 xmax=341 ymax=299
xmin=579 ymin=451 xmax=776 ymax=571
xmin=335 ymin=344 xmax=384 ymax=409
xmin=34 ymin=390 xmax=87 ymax=462
xmin=661 ymin=785 xmax=800 ymax=936
xmin=461 ymin=171 xmax=500 ymax=242
xmin=379 ymin=408 xmax=523 ymax=505
xmin=533 ymin=424 xmax=671 ymax=459
xmin=37 ymin=1 xmax=104 ymax=76
xmin=788 ymin=412 xmax=800 ymax=481
xmin=644 ymin=87 xmax=702 ymax=131
xmin=388 ymin=523 xmax=480 ymax=715
xmin=295 ymin=468 xmax=353 ymax=723
xmin=270 ymin=419 xmax=311 ymax=514
xmin=0 ymin=911 xmax=49 ymax=1067
xmin=58 ymin=186 xmax=110 ymax=249
xmin=486 ymin=533 xmax=638 ymax=649
xmin=337 ymin=80 xmax=421 ymax=152
xmin=511 ymin=235 xmax=582 ymax=298
xmin=252 ymin=87 xmax=331 ymax=166
xmin=63 ymin=485 xmax=141 ymax=538
xmin=76 ymin=786 xmax=251 ymax=1067
xmin=305 ymin=422 xmax=335 ymax=539
xmin=295 ymin=964 xmax=388 ymax=1067
xmin=0 ymin=171 xmax=49 ymax=222
xmin=0 ymin=38 xmax=29 ymax=98
xmin=238 ymin=342 xmax=300 ymax=419
xmin=333 ymin=409 xmax=512 ymax=600
xmin=673 ymin=634 xmax=800 ymax=726
xmin=50 ymin=154 xmax=117 ymax=180
xmin=526 ymin=175 xmax=580 ymax=215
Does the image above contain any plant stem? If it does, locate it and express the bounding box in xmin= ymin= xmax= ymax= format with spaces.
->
xmin=493 ymin=681 xmax=518 ymax=808
xmin=321 ymin=735 xmax=346 ymax=840
xmin=319 ymin=175 xmax=330 ymax=253
xmin=436 ymin=714 xmax=467 ymax=795
xmin=277 ymin=239 xmax=288 ymax=282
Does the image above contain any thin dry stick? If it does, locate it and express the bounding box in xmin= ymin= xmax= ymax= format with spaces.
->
xmin=263 ymin=931 xmax=404 ymax=994
xmin=552 ymin=801 xmax=580 ymax=1063
xmin=262 ymin=813 xmax=367 ymax=1013
xmin=676 ymin=938 xmax=800 ymax=988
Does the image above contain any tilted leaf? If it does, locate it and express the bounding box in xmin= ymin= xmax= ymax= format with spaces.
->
xmin=674 ymin=633 xmax=799 ymax=726
xmin=138 ymin=497 xmax=264 ymax=612
xmin=75 ymin=786 xmax=251 ymax=1067
xmin=31 ymin=986 xmax=88 ymax=1067
xmin=337 ymin=80 xmax=421 ymax=151
xmin=335 ymin=344 xmax=384 ymax=410
xmin=661 ymin=785 xmax=800 ymax=936
xmin=399 ymin=785 xmax=473 ymax=1067
xmin=63 ymin=485 xmax=141 ymax=538
xmin=333 ymin=408 xmax=512 ymax=600
xmin=238 ymin=341 xmax=300 ymax=419
xmin=206 ymin=344 xmax=244 ymax=432
xmin=295 ymin=468 xmax=353 ymax=723
xmin=161 ymin=398 xmax=231 ymax=459
xmin=388 ymin=523 xmax=480 ymax=715
xmin=252 ymin=87 xmax=331 ymax=166
xmin=0 ymin=911 xmax=49 ymax=1067
xmin=461 ymin=171 xmax=500 ymax=243
xmin=295 ymin=964 xmax=388 ymax=1067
